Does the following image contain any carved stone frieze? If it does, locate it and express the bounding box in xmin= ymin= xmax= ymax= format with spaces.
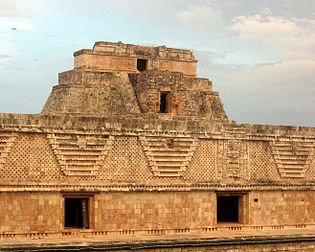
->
xmin=140 ymin=136 xmax=198 ymax=177
xmin=217 ymin=139 xmax=249 ymax=181
xmin=47 ymin=133 xmax=114 ymax=176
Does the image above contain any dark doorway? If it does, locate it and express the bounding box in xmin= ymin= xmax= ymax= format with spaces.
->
xmin=217 ymin=196 xmax=239 ymax=223
xmin=137 ymin=59 xmax=147 ymax=71
xmin=64 ymin=198 xmax=89 ymax=228
xmin=160 ymin=92 xmax=169 ymax=113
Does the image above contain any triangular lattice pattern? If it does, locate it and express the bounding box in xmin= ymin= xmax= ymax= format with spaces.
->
xmin=47 ymin=133 xmax=114 ymax=176
xmin=140 ymin=136 xmax=198 ymax=177
xmin=270 ymin=140 xmax=314 ymax=178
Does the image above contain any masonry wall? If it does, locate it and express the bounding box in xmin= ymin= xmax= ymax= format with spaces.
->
xmin=248 ymin=191 xmax=315 ymax=225
xmin=94 ymin=191 xmax=216 ymax=231
xmin=131 ymin=70 xmax=227 ymax=120
xmin=41 ymin=70 xmax=141 ymax=116
xmin=0 ymin=192 xmax=61 ymax=233
xmin=1 ymin=190 xmax=314 ymax=236
xmin=93 ymin=190 xmax=315 ymax=231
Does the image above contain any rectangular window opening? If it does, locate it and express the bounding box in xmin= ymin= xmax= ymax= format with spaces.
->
xmin=160 ymin=92 xmax=169 ymax=113
xmin=137 ymin=59 xmax=147 ymax=72
xmin=64 ymin=198 xmax=89 ymax=229
xmin=217 ymin=195 xmax=239 ymax=224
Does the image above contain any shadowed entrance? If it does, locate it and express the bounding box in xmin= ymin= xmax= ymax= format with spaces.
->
xmin=217 ymin=196 xmax=239 ymax=223
xmin=64 ymin=198 xmax=89 ymax=228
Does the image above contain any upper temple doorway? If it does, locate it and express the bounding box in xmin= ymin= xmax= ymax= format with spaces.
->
xmin=137 ymin=59 xmax=147 ymax=71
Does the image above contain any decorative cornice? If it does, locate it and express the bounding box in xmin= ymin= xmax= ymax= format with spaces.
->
xmin=0 ymin=182 xmax=314 ymax=192
xmin=1 ymin=124 xmax=315 ymax=142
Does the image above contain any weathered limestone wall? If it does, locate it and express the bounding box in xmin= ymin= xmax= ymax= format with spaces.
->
xmin=95 ymin=192 xmax=215 ymax=231
xmin=248 ymin=191 xmax=315 ymax=225
xmin=41 ymin=70 xmax=141 ymax=116
xmin=0 ymin=192 xmax=61 ymax=233
xmin=155 ymin=58 xmax=196 ymax=77
xmin=42 ymin=69 xmax=226 ymax=118
xmin=130 ymin=70 xmax=227 ymax=120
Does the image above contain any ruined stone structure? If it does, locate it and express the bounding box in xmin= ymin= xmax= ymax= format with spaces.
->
xmin=0 ymin=41 xmax=314 ymax=251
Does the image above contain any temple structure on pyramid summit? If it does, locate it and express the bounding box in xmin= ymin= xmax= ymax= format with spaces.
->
xmin=0 ymin=41 xmax=315 ymax=251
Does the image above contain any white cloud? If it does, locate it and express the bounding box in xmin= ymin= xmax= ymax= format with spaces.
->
xmin=220 ymin=58 xmax=315 ymax=125
xmin=175 ymin=2 xmax=224 ymax=31
xmin=0 ymin=0 xmax=36 ymax=18
xmin=0 ymin=0 xmax=37 ymax=31
xmin=230 ymin=10 xmax=315 ymax=60
xmin=227 ymin=59 xmax=315 ymax=88
xmin=205 ymin=8 xmax=315 ymax=125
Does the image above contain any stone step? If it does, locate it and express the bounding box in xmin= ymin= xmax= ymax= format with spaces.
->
xmin=147 ymin=152 xmax=190 ymax=157
xmin=156 ymin=167 xmax=182 ymax=172
xmin=55 ymin=150 xmax=103 ymax=156
xmin=61 ymin=156 xmax=102 ymax=161
xmin=278 ymin=164 xmax=306 ymax=169
xmin=274 ymin=158 xmax=308 ymax=162
xmin=146 ymin=144 xmax=193 ymax=149
xmin=52 ymin=146 xmax=106 ymax=151
xmin=154 ymin=162 xmax=186 ymax=166
xmin=64 ymin=161 xmax=99 ymax=166
xmin=63 ymin=165 xmax=98 ymax=170
xmin=150 ymin=156 xmax=188 ymax=162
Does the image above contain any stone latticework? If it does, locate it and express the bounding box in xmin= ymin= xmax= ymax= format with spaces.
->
xmin=0 ymin=133 xmax=17 ymax=172
xmin=0 ymin=41 xmax=315 ymax=251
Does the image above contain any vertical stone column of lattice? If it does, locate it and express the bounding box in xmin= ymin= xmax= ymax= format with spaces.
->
xmin=217 ymin=139 xmax=249 ymax=181
xmin=216 ymin=125 xmax=249 ymax=181
xmin=0 ymin=133 xmax=17 ymax=172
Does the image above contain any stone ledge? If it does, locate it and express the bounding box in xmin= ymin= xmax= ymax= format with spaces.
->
xmin=1 ymin=232 xmax=315 ymax=251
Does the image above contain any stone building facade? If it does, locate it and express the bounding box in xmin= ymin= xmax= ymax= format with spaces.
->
xmin=0 ymin=42 xmax=314 ymax=250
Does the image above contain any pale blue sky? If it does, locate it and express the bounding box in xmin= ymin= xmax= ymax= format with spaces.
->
xmin=0 ymin=0 xmax=314 ymax=126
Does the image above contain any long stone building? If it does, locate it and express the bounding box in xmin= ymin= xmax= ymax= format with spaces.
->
xmin=0 ymin=41 xmax=315 ymax=251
